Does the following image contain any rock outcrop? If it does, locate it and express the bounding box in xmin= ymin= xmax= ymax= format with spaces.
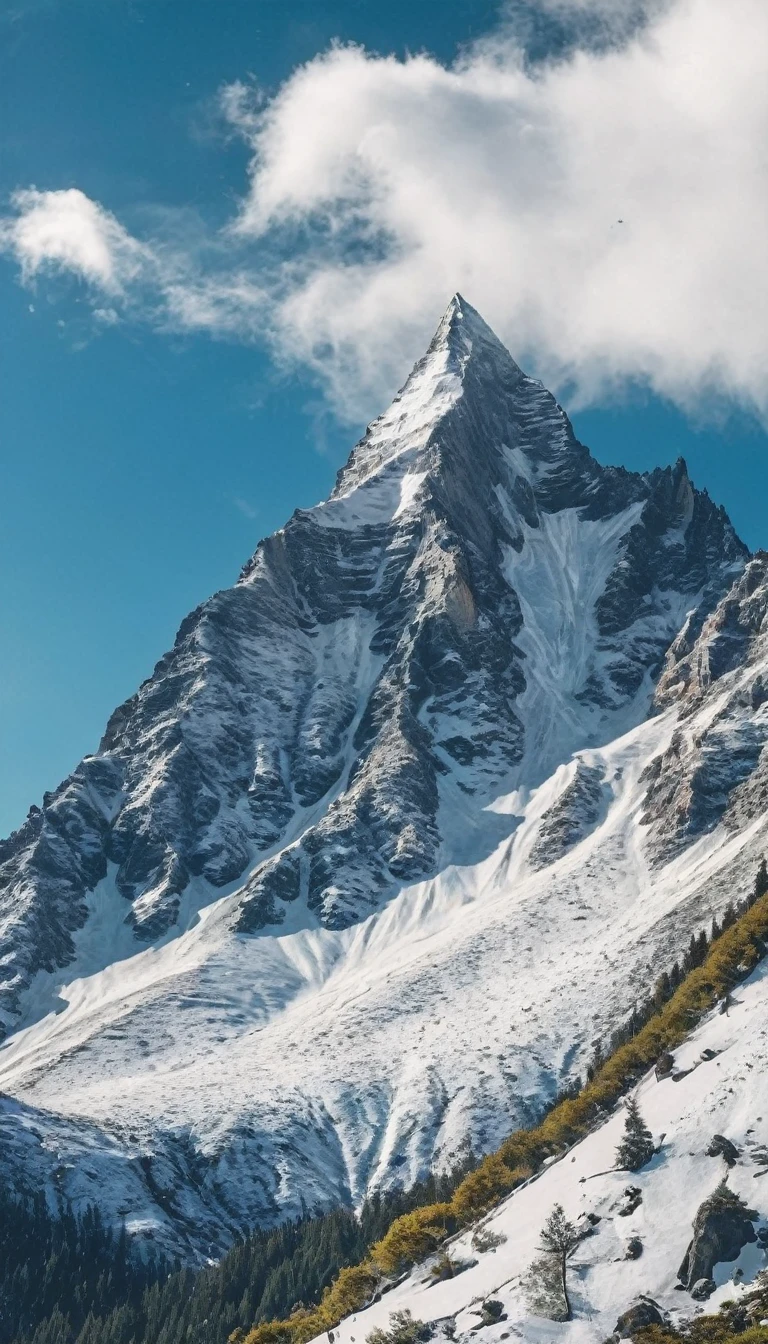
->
xmin=707 ymin=1135 xmax=740 ymax=1167
xmin=614 ymin=1298 xmax=666 ymax=1337
xmin=678 ymin=1181 xmax=757 ymax=1290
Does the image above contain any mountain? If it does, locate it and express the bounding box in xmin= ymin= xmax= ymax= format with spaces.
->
xmin=0 ymin=296 xmax=759 ymax=1261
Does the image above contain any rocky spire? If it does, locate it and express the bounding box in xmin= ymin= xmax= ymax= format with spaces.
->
xmin=331 ymin=295 xmax=523 ymax=498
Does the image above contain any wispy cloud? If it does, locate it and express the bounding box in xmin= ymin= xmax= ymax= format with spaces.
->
xmin=2 ymin=0 xmax=767 ymax=424
xmin=232 ymin=496 xmax=259 ymax=520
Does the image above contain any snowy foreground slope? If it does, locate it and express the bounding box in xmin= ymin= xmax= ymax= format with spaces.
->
xmin=1 ymin=297 xmax=767 ymax=1259
xmin=320 ymin=959 xmax=768 ymax=1344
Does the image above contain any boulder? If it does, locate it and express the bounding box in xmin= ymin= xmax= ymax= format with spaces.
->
xmin=691 ymin=1279 xmax=717 ymax=1301
xmin=618 ymin=1187 xmax=644 ymax=1217
xmin=678 ymin=1181 xmax=758 ymax=1289
xmin=614 ymin=1298 xmax=666 ymax=1337
xmin=707 ymin=1135 xmax=740 ymax=1167
xmin=479 ymin=1300 xmax=506 ymax=1326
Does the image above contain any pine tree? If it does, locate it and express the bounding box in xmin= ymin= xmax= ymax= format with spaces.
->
xmin=654 ymin=971 xmax=672 ymax=1006
xmin=615 ymin=1096 xmax=655 ymax=1172
xmin=535 ymin=1204 xmax=581 ymax=1321
xmin=586 ymin=1039 xmax=604 ymax=1081
xmin=721 ymin=903 xmax=737 ymax=933
xmin=753 ymin=858 xmax=768 ymax=906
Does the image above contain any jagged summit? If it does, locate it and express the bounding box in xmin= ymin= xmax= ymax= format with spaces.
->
xmin=329 ymin=295 xmax=525 ymax=500
xmin=431 ymin=292 xmax=517 ymax=362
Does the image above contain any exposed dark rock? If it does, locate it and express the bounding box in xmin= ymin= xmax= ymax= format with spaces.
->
xmin=625 ymin=1237 xmax=643 ymax=1260
xmin=529 ymin=762 xmax=605 ymax=869
xmin=643 ymin=555 xmax=768 ymax=863
xmin=707 ymin=1135 xmax=740 ymax=1167
xmin=618 ymin=1187 xmax=643 ymax=1217
xmin=478 ymin=1299 xmax=506 ymax=1326
xmin=237 ymin=851 xmax=303 ymax=932
xmin=657 ymin=553 xmax=768 ymax=709
xmin=614 ymin=1297 xmax=666 ymax=1337
xmin=678 ymin=1181 xmax=758 ymax=1289
xmin=691 ymin=1279 xmax=717 ymax=1301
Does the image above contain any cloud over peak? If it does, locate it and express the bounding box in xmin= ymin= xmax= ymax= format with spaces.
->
xmin=2 ymin=0 xmax=767 ymax=423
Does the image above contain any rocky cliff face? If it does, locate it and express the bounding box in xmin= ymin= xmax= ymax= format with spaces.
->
xmin=0 ymin=298 xmax=757 ymax=1256
xmin=641 ymin=554 xmax=768 ymax=862
xmin=0 ymin=297 xmax=746 ymax=1027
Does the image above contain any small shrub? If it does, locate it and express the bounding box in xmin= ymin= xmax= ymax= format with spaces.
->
xmin=471 ymin=1227 xmax=507 ymax=1253
xmin=429 ymin=1251 xmax=457 ymax=1282
xmin=367 ymin=1310 xmax=433 ymax=1344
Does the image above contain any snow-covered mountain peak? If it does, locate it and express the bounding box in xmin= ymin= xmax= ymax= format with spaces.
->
xmin=329 ymin=297 xmax=525 ymax=502
xmin=0 ymin=300 xmax=756 ymax=1256
xmin=432 ymin=292 xmax=517 ymax=363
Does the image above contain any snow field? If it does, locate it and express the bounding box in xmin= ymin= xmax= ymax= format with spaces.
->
xmin=323 ymin=961 xmax=768 ymax=1344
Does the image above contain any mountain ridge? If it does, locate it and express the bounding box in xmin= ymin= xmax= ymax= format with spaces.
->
xmin=0 ymin=298 xmax=759 ymax=1259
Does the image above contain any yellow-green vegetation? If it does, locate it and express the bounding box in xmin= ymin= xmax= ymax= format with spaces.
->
xmin=637 ymin=1330 xmax=768 ymax=1344
xmin=237 ymin=884 xmax=768 ymax=1344
xmin=634 ymin=1271 xmax=768 ymax=1344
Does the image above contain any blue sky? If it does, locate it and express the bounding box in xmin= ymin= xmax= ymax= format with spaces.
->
xmin=1 ymin=0 xmax=767 ymax=836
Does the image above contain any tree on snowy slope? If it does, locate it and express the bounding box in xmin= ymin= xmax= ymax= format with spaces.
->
xmin=616 ymin=1096 xmax=655 ymax=1172
xmin=525 ymin=1205 xmax=581 ymax=1321
xmin=366 ymin=1310 xmax=433 ymax=1344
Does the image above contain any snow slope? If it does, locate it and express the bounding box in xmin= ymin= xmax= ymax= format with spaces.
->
xmin=0 ymin=297 xmax=761 ymax=1259
xmin=320 ymin=958 xmax=768 ymax=1344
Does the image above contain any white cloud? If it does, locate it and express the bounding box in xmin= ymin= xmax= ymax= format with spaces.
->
xmin=225 ymin=0 xmax=768 ymax=419
xmin=0 ymin=187 xmax=149 ymax=293
xmin=2 ymin=0 xmax=768 ymax=424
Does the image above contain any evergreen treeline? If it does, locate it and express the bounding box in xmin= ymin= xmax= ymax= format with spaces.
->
xmin=0 ymin=1190 xmax=166 ymax=1344
xmin=3 ymin=1169 xmax=471 ymax=1344
xmin=583 ymin=856 xmax=768 ymax=1084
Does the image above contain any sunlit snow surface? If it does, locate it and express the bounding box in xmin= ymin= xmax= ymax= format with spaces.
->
xmin=0 ymin=297 xmax=760 ymax=1258
xmin=320 ymin=962 xmax=768 ymax=1344
xmin=1 ymin=623 xmax=766 ymax=1259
